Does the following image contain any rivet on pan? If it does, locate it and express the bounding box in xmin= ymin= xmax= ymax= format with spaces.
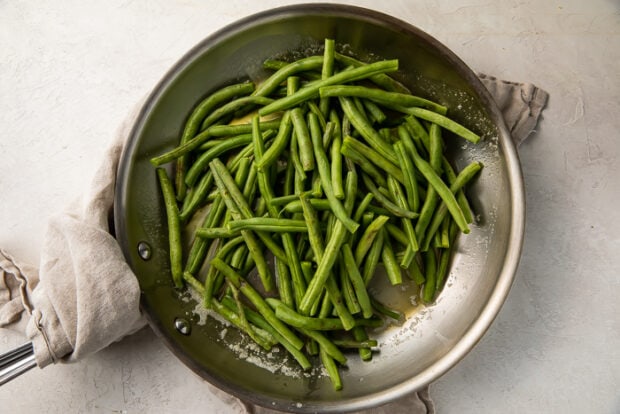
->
xmin=174 ymin=318 xmax=191 ymax=335
xmin=137 ymin=241 xmax=152 ymax=260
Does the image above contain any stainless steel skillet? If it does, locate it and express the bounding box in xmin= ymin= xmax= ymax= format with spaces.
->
xmin=111 ymin=4 xmax=524 ymax=413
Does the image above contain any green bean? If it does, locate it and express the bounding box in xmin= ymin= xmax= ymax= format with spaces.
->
xmin=156 ymin=168 xmax=183 ymax=288
xmin=330 ymin=133 xmax=344 ymax=199
xmin=251 ymin=116 xmax=305 ymax=307
xmin=221 ymin=296 xmax=311 ymax=370
xmin=290 ymin=107 xmax=315 ymax=171
xmin=341 ymin=136 xmax=404 ymax=184
xmin=396 ymin=106 xmax=481 ymax=144
xmin=407 ymin=255 xmax=426 ymax=286
xmin=340 ymin=142 xmax=387 ymax=187
xmin=256 ymin=111 xmax=293 ymax=170
xmin=258 ymin=59 xmax=399 ymax=116
xmin=442 ymin=157 xmax=474 ymax=224
xmin=173 ymin=82 xmax=255 ymax=200
xmin=290 ymin=132 xmax=307 ymax=182
xmin=319 ymin=38 xmax=335 ymax=117
xmin=353 ymin=215 xmax=390 ymax=266
xmin=320 ymin=347 xmax=343 ymax=391
xmin=319 ymin=85 xmax=447 ymax=114
xmin=150 ymin=120 xmax=281 ymax=168
xmin=309 ymin=117 xmax=359 ymax=233
xmin=422 ymin=161 xmax=482 ymax=250
xmin=353 ymin=193 xmax=374 ymax=223
xmin=184 ymin=134 xmax=253 ymax=187
xmin=227 ymin=218 xmax=308 ymax=233
xmin=405 ymin=115 xmax=431 ymax=153
xmin=211 ymin=257 xmax=304 ymax=350
xmin=299 ymin=193 xmax=325 ymax=264
xmin=422 ymin=250 xmax=437 ymax=304
xmin=339 ymin=96 xmax=399 ymax=165
xmin=361 ymin=174 xmax=419 ymax=220
xmin=332 ymin=338 xmax=378 ymax=349
xmin=362 ymin=99 xmax=387 ymax=124
xmin=200 ymin=95 xmax=274 ymax=131
xmin=370 ymin=296 xmax=404 ymax=321
xmin=381 ymin=229 xmax=402 ymax=285
xmin=384 ymin=222 xmax=409 ymax=246
xmin=340 ymin=259 xmax=361 ymax=315
xmin=402 ymin=129 xmax=470 ymax=234
xmin=209 ymin=160 xmax=275 ymax=291
xmin=387 ymin=175 xmax=419 ymax=268
xmin=394 ymin=140 xmax=420 ymax=212
xmin=210 ymin=158 xmax=288 ymax=266
xmin=195 ymin=227 xmax=236 ymax=239
xmin=254 ymin=56 xmax=324 ymax=97
xmin=299 ymin=217 xmax=348 ymax=315
xmin=342 ymin=244 xmax=373 ymax=318
xmin=268 ymin=298 xmax=380 ymax=331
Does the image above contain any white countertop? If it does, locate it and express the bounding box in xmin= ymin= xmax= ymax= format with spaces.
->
xmin=1 ymin=1 xmax=618 ymax=413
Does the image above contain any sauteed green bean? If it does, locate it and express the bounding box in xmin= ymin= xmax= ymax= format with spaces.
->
xmin=151 ymin=39 xmax=483 ymax=390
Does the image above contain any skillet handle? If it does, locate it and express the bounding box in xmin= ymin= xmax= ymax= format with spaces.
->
xmin=0 ymin=342 xmax=37 ymax=386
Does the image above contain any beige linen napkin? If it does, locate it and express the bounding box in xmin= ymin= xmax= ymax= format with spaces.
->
xmin=0 ymin=76 xmax=548 ymax=413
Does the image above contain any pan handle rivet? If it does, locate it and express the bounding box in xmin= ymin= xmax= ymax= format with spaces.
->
xmin=137 ymin=241 xmax=152 ymax=260
xmin=174 ymin=318 xmax=191 ymax=335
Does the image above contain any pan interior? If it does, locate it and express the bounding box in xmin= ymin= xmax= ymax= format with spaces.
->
xmin=115 ymin=5 xmax=520 ymax=413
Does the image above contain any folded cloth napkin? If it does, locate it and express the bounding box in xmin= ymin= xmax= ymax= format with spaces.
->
xmin=0 ymin=75 xmax=548 ymax=413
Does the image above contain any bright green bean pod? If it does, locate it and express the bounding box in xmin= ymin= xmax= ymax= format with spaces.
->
xmin=211 ymin=257 xmax=304 ymax=350
xmin=361 ymin=227 xmax=384 ymax=286
xmin=195 ymin=227 xmax=236 ymax=239
xmin=342 ymin=243 xmax=373 ymax=318
xmin=402 ymin=128 xmax=470 ymax=234
xmin=290 ymin=107 xmax=315 ymax=171
xmin=342 ymin=136 xmax=404 ymax=184
xmin=339 ymin=96 xmax=399 ymax=165
xmin=422 ymin=249 xmax=438 ymax=304
xmin=254 ymin=55 xmax=324 ymax=97
xmin=353 ymin=214 xmax=390 ymax=266
xmin=156 ymin=168 xmax=183 ymax=288
xmin=381 ymin=229 xmax=403 ymax=285
xmin=387 ymin=175 xmax=419 ymax=268
xmin=396 ymin=106 xmax=481 ymax=144
xmin=320 ymin=347 xmax=343 ymax=391
xmin=210 ymin=158 xmax=288 ymax=266
xmin=422 ymin=161 xmax=482 ymax=250
xmin=319 ymin=38 xmax=335 ymax=117
xmin=330 ymin=134 xmax=344 ymax=199
xmin=394 ymin=140 xmax=420 ymax=212
xmin=200 ymin=95 xmax=274 ymax=131
xmin=442 ymin=157 xmax=474 ymax=224
xmin=251 ymin=116 xmax=305 ymax=306
xmin=184 ymin=134 xmax=253 ymax=187
xmin=221 ymin=296 xmax=311 ymax=370
xmin=340 ymin=142 xmax=387 ymax=187
xmin=333 ymin=52 xmax=410 ymax=93
xmin=256 ymin=111 xmax=293 ymax=170
xmin=340 ymin=259 xmax=361 ymax=315
xmin=174 ymin=82 xmax=255 ymax=200
xmin=309 ymin=117 xmax=359 ymax=233
xmin=209 ymin=160 xmax=275 ymax=291
xmin=361 ymin=174 xmax=419 ymax=220
xmin=259 ymin=59 xmax=399 ymax=116
xmin=352 ymin=327 xmax=373 ymax=361
xmin=318 ymin=85 xmax=447 ymax=114
xmin=227 ymin=218 xmax=308 ymax=233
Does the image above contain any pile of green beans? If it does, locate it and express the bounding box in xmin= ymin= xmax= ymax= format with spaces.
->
xmin=151 ymin=39 xmax=483 ymax=390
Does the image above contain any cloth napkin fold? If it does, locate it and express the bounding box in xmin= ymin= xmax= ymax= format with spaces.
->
xmin=0 ymin=75 xmax=548 ymax=413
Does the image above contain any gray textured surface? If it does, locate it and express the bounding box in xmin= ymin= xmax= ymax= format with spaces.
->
xmin=1 ymin=1 xmax=618 ymax=413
